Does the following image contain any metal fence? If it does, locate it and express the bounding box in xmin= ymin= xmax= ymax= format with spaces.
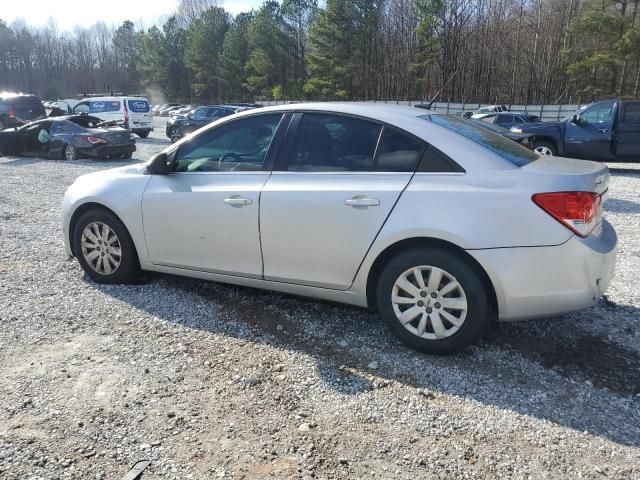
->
xmin=258 ymin=100 xmax=583 ymax=122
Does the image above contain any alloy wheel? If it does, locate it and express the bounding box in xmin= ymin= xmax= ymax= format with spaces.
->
xmin=391 ymin=265 xmax=468 ymax=340
xmin=170 ymin=128 xmax=182 ymax=143
xmin=65 ymin=144 xmax=76 ymax=161
xmin=80 ymin=221 xmax=122 ymax=275
xmin=534 ymin=145 xmax=554 ymax=156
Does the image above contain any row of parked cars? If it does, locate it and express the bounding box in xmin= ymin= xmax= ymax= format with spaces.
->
xmin=466 ymin=100 xmax=640 ymax=160
xmin=161 ymin=103 xmax=263 ymax=143
xmin=0 ymin=92 xmax=139 ymax=160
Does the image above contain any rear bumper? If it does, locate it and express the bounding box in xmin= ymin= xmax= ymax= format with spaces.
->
xmin=468 ymin=220 xmax=617 ymax=321
xmin=79 ymin=142 xmax=136 ymax=159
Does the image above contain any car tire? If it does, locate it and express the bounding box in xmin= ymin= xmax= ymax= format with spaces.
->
xmin=64 ymin=144 xmax=78 ymax=161
xmin=72 ymin=208 xmax=141 ymax=284
xmin=121 ymin=152 xmax=133 ymax=159
xmin=375 ymin=248 xmax=489 ymax=355
xmin=0 ymin=119 xmax=5 ymax=131
xmin=169 ymin=127 xmax=183 ymax=143
xmin=533 ymin=141 xmax=556 ymax=156
xmin=137 ymin=131 xmax=150 ymax=139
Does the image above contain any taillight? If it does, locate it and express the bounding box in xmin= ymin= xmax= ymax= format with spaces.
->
xmin=532 ymin=191 xmax=602 ymax=238
xmin=82 ymin=136 xmax=107 ymax=145
xmin=8 ymin=109 xmax=15 ymax=118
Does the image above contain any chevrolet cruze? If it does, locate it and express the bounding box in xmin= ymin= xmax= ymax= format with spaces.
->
xmin=61 ymin=104 xmax=617 ymax=354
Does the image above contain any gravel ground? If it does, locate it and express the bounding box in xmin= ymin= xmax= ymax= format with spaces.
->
xmin=1 ymin=121 xmax=639 ymax=479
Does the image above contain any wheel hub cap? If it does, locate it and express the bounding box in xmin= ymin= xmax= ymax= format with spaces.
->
xmin=391 ymin=266 xmax=468 ymax=340
xmin=80 ymin=222 xmax=122 ymax=275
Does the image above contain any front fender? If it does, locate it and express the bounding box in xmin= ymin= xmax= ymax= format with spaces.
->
xmin=62 ymin=167 xmax=152 ymax=262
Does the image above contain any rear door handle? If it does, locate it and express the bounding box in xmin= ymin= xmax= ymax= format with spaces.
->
xmin=224 ymin=196 xmax=252 ymax=206
xmin=345 ymin=196 xmax=380 ymax=207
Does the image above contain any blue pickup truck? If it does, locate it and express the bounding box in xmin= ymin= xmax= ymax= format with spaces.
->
xmin=511 ymin=99 xmax=640 ymax=161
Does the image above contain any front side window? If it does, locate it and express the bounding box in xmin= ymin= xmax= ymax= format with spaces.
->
xmin=422 ymin=114 xmax=539 ymax=167
xmin=288 ymin=113 xmax=382 ymax=172
xmin=580 ymin=103 xmax=614 ymax=125
xmin=175 ymin=114 xmax=282 ymax=173
xmin=192 ymin=107 xmax=208 ymax=119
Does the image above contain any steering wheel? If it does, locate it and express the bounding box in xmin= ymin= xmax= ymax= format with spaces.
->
xmin=218 ymin=152 xmax=243 ymax=171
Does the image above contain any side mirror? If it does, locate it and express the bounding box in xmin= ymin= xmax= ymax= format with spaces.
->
xmin=572 ymin=114 xmax=585 ymax=126
xmin=146 ymin=152 xmax=171 ymax=175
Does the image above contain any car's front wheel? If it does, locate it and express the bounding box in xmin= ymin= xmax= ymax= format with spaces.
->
xmin=137 ymin=130 xmax=150 ymax=139
xmin=376 ymin=248 xmax=489 ymax=354
xmin=72 ymin=209 xmax=141 ymax=284
xmin=169 ymin=127 xmax=183 ymax=143
xmin=533 ymin=141 xmax=556 ymax=156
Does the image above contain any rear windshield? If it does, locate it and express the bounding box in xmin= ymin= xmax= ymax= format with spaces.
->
xmin=127 ymin=99 xmax=150 ymax=113
xmin=89 ymin=100 xmax=121 ymax=113
xmin=420 ymin=114 xmax=539 ymax=167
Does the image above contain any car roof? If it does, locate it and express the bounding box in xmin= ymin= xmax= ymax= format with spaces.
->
xmin=170 ymin=102 xmax=515 ymax=172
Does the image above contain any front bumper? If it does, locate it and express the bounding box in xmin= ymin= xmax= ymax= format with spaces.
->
xmin=469 ymin=220 xmax=617 ymax=321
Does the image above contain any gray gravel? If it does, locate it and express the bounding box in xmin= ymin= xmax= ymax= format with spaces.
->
xmin=1 ymin=122 xmax=639 ymax=479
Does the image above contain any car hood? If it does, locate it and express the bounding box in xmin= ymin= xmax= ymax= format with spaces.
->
xmin=75 ymin=162 xmax=147 ymax=184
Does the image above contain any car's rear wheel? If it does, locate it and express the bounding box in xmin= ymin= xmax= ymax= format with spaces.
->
xmin=376 ymin=248 xmax=489 ymax=354
xmin=64 ymin=144 xmax=78 ymax=161
xmin=137 ymin=130 xmax=150 ymax=139
xmin=72 ymin=209 xmax=141 ymax=284
xmin=533 ymin=141 xmax=556 ymax=156
xmin=120 ymin=152 xmax=132 ymax=159
xmin=169 ymin=127 xmax=183 ymax=143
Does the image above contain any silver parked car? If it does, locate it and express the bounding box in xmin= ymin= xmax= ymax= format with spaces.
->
xmin=61 ymin=104 xmax=617 ymax=354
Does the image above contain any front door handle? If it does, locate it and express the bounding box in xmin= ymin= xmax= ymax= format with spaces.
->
xmin=597 ymin=128 xmax=609 ymax=133
xmin=224 ymin=196 xmax=252 ymax=206
xmin=345 ymin=196 xmax=380 ymax=207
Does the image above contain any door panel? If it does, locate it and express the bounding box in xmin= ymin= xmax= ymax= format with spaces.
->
xmin=260 ymin=173 xmax=412 ymax=289
xmin=141 ymin=113 xmax=285 ymax=277
xmin=142 ymin=173 xmax=269 ymax=277
xmin=564 ymin=102 xmax=615 ymax=160
xmin=616 ymin=102 xmax=640 ymax=159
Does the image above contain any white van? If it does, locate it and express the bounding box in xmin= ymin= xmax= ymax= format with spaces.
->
xmin=72 ymin=96 xmax=153 ymax=138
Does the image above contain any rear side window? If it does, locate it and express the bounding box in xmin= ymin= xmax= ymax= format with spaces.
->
xmin=375 ymin=127 xmax=424 ymax=172
xmin=622 ymin=103 xmax=640 ymax=124
xmin=89 ymin=101 xmax=121 ymax=113
xmin=127 ymin=99 xmax=150 ymax=113
xmin=421 ymin=114 xmax=539 ymax=167
xmin=288 ymin=113 xmax=382 ymax=172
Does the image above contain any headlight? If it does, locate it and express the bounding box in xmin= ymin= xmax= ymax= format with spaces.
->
xmin=511 ymin=127 xmax=523 ymax=133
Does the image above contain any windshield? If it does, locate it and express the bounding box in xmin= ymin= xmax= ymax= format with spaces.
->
xmin=469 ymin=118 xmax=511 ymax=134
xmin=421 ymin=114 xmax=539 ymax=167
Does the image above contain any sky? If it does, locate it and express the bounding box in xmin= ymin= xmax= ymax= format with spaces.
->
xmin=0 ymin=0 xmax=263 ymax=30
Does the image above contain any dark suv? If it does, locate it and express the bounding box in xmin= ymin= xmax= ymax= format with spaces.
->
xmin=165 ymin=105 xmax=240 ymax=143
xmin=0 ymin=93 xmax=46 ymax=130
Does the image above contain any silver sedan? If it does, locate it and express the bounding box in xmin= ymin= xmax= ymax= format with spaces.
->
xmin=61 ymin=104 xmax=617 ymax=354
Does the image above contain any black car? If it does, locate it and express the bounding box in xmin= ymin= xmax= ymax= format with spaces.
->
xmin=0 ymin=93 xmax=46 ymax=130
xmin=0 ymin=115 xmax=136 ymax=160
xmin=469 ymin=118 xmax=535 ymax=149
xmin=165 ymin=105 xmax=239 ymax=143
xmin=475 ymin=112 xmax=540 ymax=129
